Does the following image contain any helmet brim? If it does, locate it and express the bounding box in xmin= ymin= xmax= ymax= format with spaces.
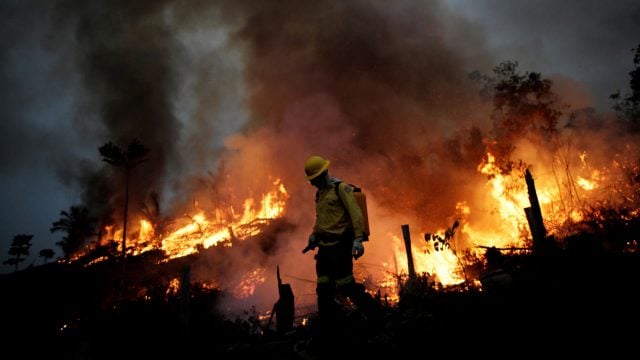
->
xmin=305 ymin=160 xmax=330 ymax=180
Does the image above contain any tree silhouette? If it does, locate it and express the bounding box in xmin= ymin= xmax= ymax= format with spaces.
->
xmin=611 ymin=44 xmax=640 ymax=126
xmin=3 ymin=234 xmax=33 ymax=272
xmin=39 ymin=248 xmax=55 ymax=264
xmin=99 ymin=138 xmax=149 ymax=260
xmin=50 ymin=206 xmax=97 ymax=261
xmin=471 ymin=61 xmax=565 ymax=173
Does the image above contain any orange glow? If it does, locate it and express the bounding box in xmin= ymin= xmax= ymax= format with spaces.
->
xmin=77 ymin=134 xmax=637 ymax=301
xmin=199 ymin=281 xmax=219 ymax=291
xmin=233 ymin=267 xmax=267 ymax=299
xmin=162 ymin=180 xmax=287 ymax=259
xmin=460 ymin=152 xmax=532 ymax=249
xmin=391 ymin=233 xmax=465 ymax=287
xmin=83 ymin=256 xmax=109 ymax=267
xmin=391 ymin=147 xmax=630 ymax=286
xmin=166 ymin=277 xmax=181 ymax=298
xmin=577 ymin=176 xmax=597 ymax=191
xmin=96 ymin=179 xmax=288 ymax=260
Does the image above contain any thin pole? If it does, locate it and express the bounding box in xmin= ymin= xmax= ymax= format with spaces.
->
xmin=401 ymin=224 xmax=416 ymax=282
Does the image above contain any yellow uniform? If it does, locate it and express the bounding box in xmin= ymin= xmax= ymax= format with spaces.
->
xmin=313 ymin=180 xmax=364 ymax=244
xmin=304 ymin=156 xmax=380 ymax=336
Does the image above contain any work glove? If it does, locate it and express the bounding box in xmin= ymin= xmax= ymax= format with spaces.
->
xmin=308 ymin=233 xmax=318 ymax=248
xmin=303 ymin=233 xmax=318 ymax=253
xmin=352 ymin=237 xmax=365 ymax=259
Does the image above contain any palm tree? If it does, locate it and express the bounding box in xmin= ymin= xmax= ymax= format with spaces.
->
xmin=99 ymin=139 xmax=148 ymax=260
xmin=50 ymin=206 xmax=97 ymax=261
xmin=3 ymin=234 xmax=33 ymax=272
xmin=39 ymin=249 xmax=55 ymax=264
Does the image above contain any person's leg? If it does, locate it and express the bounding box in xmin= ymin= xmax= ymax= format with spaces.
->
xmin=341 ymin=282 xmax=379 ymax=316
xmin=315 ymin=246 xmax=342 ymax=346
xmin=316 ymin=246 xmax=339 ymax=316
xmin=333 ymin=240 xmax=382 ymax=328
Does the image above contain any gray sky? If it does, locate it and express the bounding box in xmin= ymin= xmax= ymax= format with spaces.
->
xmin=447 ymin=0 xmax=640 ymax=109
xmin=1 ymin=0 xmax=639 ymax=272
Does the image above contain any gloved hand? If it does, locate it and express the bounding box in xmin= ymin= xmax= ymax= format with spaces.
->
xmin=352 ymin=237 xmax=365 ymax=259
xmin=308 ymin=233 xmax=318 ymax=248
xmin=303 ymin=233 xmax=318 ymax=253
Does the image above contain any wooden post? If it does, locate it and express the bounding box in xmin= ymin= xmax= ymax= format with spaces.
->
xmin=524 ymin=207 xmax=538 ymax=241
xmin=274 ymin=265 xmax=294 ymax=334
xmin=179 ymin=265 xmax=191 ymax=334
xmin=401 ymin=224 xmax=417 ymax=282
xmin=524 ymin=169 xmax=547 ymax=250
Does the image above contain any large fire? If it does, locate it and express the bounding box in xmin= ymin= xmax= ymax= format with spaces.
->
xmin=77 ymin=143 xmax=638 ymax=296
xmin=92 ymin=179 xmax=288 ymax=260
xmin=387 ymin=143 xmax=639 ymax=287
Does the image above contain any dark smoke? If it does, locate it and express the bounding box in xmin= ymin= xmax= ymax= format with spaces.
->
xmin=56 ymin=0 xmax=496 ymax=242
xmin=56 ymin=0 xmax=181 ymax=227
xmin=184 ymin=1 xmax=500 ymax=310
xmin=215 ymin=0 xmax=494 ymax=228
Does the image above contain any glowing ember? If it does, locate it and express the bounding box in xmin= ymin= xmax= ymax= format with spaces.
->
xmin=233 ymin=268 xmax=267 ymax=299
xmin=166 ymin=277 xmax=181 ymax=298
xmin=577 ymin=176 xmax=597 ymax=191
xmin=199 ymin=281 xmax=219 ymax=291
xmin=83 ymin=256 xmax=109 ymax=267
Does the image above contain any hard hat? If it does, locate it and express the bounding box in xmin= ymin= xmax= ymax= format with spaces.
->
xmin=304 ymin=156 xmax=330 ymax=180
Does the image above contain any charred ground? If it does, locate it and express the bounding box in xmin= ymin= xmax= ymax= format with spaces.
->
xmin=3 ymin=225 xmax=640 ymax=358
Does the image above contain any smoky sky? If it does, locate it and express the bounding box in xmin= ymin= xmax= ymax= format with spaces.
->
xmin=448 ymin=0 xmax=640 ymax=109
xmin=1 ymin=0 xmax=639 ymax=273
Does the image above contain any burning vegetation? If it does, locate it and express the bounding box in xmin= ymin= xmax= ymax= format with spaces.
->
xmin=3 ymin=0 xmax=640 ymax=357
xmin=17 ymin=0 xmax=633 ymax=302
xmin=80 ymin=178 xmax=288 ymax=261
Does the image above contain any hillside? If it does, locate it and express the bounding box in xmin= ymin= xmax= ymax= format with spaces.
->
xmin=3 ymin=234 xmax=640 ymax=358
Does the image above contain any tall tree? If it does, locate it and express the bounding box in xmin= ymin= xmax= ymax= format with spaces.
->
xmin=39 ymin=249 xmax=55 ymax=264
xmin=3 ymin=234 xmax=33 ymax=272
xmin=99 ymin=139 xmax=149 ymax=260
xmin=50 ymin=206 xmax=97 ymax=261
xmin=471 ymin=61 xmax=565 ymax=173
xmin=611 ymin=44 xmax=640 ymax=126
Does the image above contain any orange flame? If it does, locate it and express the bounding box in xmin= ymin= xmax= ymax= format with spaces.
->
xmin=388 ymin=147 xmax=619 ymax=287
xmin=233 ymin=267 xmax=267 ymax=299
xmin=166 ymin=277 xmax=181 ymax=298
xmin=96 ymin=179 xmax=288 ymax=260
xmin=391 ymin=232 xmax=465 ymax=287
xmin=161 ymin=179 xmax=288 ymax=259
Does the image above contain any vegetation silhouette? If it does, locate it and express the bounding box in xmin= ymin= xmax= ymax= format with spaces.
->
xmin=50 ymin=206 xmax=97 ymax=261
xmin=3 ymin=234 xmax=33 ymax=272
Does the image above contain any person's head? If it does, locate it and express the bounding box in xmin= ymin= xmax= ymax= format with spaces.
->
xmin=304 ymin=155 xmax=330 ymax=189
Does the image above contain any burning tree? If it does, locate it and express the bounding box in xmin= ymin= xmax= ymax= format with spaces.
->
xmin=465 ymin=58 xmax=640 ymax=255
xmin=99 ymin=139 xmax=149 ymax=260
xmin=471 ymin=61 xmax=565 ymax=173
